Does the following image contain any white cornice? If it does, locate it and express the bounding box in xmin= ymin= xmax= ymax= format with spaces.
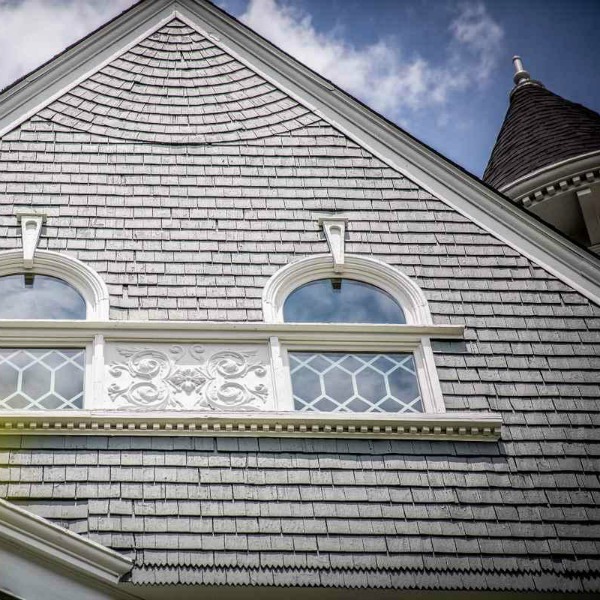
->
xmin=0 ymin=499 xmax=132 ymax=584
xmin=0 ymin=410 xmax=502 ymax=441
xmin=0 ymin=0 xmax=598 ymax=306
xmin=500 ymin=150 xmax=600 ymax=200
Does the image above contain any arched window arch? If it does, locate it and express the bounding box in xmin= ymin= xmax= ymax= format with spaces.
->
xmin=0 ymin=249 xmax=109 ymax=320
xmin=263 ymin=254 xmax=433 ymax=325
xmin=263 ymin=255 xmax=445 ymax=415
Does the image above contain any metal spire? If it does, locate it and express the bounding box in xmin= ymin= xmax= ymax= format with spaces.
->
xmin=512 ymin=55 xmax=531 ymax=86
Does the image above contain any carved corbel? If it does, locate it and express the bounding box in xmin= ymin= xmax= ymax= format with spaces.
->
xmin=15 ymin=211 xmax=46 ymax=269
xmin=318 ymin=215 xmax=348 ymax=273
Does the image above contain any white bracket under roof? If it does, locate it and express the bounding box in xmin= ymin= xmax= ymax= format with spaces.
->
xmin=15 ymin=210 xmax=46 ymax=269
xmin=317 ymin=214 xmax=348 ymax=273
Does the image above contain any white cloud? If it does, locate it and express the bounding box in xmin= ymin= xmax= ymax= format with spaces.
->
xmin=239 ymin=0 xmax=504 ymax=119
xmin=0 ymin=0 xmax=136 ymax=90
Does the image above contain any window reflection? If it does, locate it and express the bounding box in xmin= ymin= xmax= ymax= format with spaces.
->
xmin=0 ymin=274 xmax=86 ymax=320
xmin=283 ymin=279 xmax=405 ymax=324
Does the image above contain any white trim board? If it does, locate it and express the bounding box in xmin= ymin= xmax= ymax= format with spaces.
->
xmin=0 ymin=0 xmax=599 ymax=306
xmin=0 ymin=499 xmax=132 ymax=585
xmin=0 ymin=320 xmax=464 ymax=345
xmin=0 ymin=410 xmax=502 ymax=441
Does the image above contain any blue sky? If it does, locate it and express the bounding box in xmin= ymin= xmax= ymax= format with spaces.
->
xmin=0 ymin=0 xmax=598 ymax=176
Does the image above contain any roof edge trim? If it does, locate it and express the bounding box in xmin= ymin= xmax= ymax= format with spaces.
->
xmin=0 ymin=498 xmax=132 ymax=584
xmin=500 ymin=149 xmax=600 ymax=199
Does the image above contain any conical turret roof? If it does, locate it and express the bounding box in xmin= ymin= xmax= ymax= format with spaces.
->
xmin=483 ymin=61 xmax=600 ymax=191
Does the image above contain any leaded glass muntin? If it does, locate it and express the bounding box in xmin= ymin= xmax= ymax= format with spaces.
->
xmin=289 ymin=351 xmax=423 ymax=414
xmin=0 ymin=348 xmax=85 ymax=410
xmin=0 ymin=274 xmax=86 ymax=320
xmin=283 ymin=278 xmax=405 ymax=324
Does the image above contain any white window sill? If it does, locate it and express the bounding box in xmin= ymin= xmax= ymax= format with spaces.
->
xmin=0 ymin=410 xmax=502 ymax=441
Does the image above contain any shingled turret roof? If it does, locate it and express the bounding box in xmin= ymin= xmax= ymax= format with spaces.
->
xmin=483 ymin=58 xmax=600 ymax=191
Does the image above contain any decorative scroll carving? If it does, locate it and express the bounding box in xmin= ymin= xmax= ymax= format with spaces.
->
xmin=107 ymin=345 xmax=270 ymax=411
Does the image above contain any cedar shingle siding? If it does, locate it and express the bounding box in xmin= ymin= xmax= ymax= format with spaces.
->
xmin=1 ymin=18 xmax=599 ymax=593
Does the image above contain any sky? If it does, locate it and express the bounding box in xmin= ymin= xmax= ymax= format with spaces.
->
xmin=0 ymin=0 xmax=598 ymax=177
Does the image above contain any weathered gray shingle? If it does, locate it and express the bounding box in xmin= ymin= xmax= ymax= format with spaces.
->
xmin=0 ymin=16 xmax=599 ymax=594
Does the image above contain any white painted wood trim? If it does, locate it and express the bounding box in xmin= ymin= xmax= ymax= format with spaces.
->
xmin=0 ymin=321 xmax=463 ymax=344
xmin=318 ymin=216 xmax=348 ymax=273
xmin=415 ymin=338 xmax=446 ymax=414
xmin=500 ymin=150 xmax=600 ymax=199
xmin=262 ymin=254 xmax=433 ymax=324
xmin=0 ymin=250 xmax=110 ymax=320
xmin=0 ymin=498 xmax=132 ymax=584
xmin=269 ymin=336 xmax=294 ymax=411
xmin=0 ymin=410 xmax=501 ymax=441
xmin=15 ymin=211 xmax=46 ymax=269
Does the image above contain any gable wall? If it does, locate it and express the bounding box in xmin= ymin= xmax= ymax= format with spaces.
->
xmin=0 ymin=17 xmax=599 ymax=593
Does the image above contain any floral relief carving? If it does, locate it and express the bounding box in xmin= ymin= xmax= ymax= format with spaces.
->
xmin=107 ymin=345 xmax=270 ymax=411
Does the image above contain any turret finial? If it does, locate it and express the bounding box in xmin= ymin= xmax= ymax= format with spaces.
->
xmin=512 ymin=55 xmax=531 ymax=86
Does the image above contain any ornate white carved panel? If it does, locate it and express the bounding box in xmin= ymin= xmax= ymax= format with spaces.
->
xmin=104 ymin=343 xmax=273 ymax=411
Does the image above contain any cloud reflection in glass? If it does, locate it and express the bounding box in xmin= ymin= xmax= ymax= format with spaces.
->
xmin=0 ymin=274 xmax=86 ymax=320
xmin=283 ymin=278 xmax=405 ymax=324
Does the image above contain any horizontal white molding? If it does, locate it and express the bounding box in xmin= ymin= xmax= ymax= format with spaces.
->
xmin=0 ymin=410 xmax=502 ymax=442
xmin=0 ymin=321 xmax=464 ymax=345
xmin=501 ymin=150 xmax=600 ymax=200
xmin=0 ymin=498 xmax=132 ymax=584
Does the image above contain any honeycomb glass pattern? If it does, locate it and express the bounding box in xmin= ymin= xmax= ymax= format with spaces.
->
xmin=290 ymin=352 xmax=423 ymax=413
xmin=0 ymin=349 xmax=85 ymax=410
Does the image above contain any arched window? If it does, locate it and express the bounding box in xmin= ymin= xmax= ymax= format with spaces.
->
xmin=0 ymin=249 xmax=109 ymax=320
xmin=264 ymin=255 xmax=445 ymax=415
xmin=0 ymin=249 xmax=109 ymax=412
xmin=0 ymin=274 xmax=86 ymax=320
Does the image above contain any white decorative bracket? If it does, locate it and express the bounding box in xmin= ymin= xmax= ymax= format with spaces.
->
xmin=318 ymin=215 xmax=348 ymax=273
xmin=15 ymin=211 xmax=46 ymax=269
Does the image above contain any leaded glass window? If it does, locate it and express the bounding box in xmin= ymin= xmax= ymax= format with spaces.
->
xmin=283 ymin=278 xmax=405 ymax=324
xmin=0 ymin=349 xmax=85 ymax=410
xmin=0 ymin=274 xmax=86 ymax=320
xmin=290 ymin=352 xmax=422 ymax=413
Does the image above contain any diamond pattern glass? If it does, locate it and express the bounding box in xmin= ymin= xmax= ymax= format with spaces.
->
xmin=0 ymin=349 xmax=85 ymax=410
xmin=290 ymin=352 xmax=422 ymax=413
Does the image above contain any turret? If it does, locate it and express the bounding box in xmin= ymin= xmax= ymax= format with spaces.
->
xmin=484 ymin=57 xmax=600 ymax=253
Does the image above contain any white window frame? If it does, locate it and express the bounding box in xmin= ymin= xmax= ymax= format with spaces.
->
xmin=0 ymin=249 xmax=110 ymax=320
xmin=0 ymin=249 xmax=109 ymax=411
xmin=263 ymin=254 xmax=446 ymax=414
